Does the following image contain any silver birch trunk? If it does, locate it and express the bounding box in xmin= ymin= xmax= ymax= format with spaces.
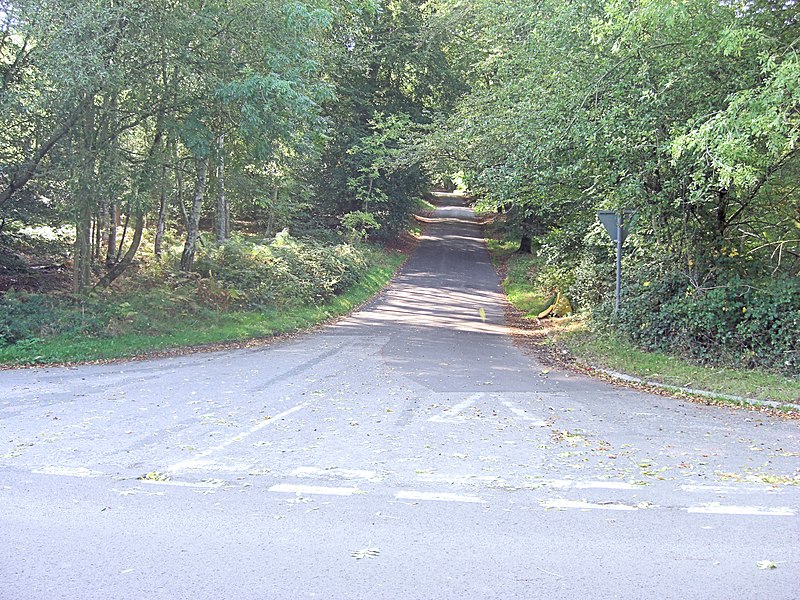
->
xmin=180 ymin=157 xmax=209 ymax=272
xmin=214 ymin=134 xmax=228 ymax=242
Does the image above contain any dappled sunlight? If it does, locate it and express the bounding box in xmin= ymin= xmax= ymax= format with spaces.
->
xmin=333 ymin=191 xmax=509 ymax=338
xmin=419 ymin=233 xmax=485 ymax=244
xmin=415 ymin=215 xmax=478 ymax=226
xmin=336 ymin=282 xmax=510 ymax=336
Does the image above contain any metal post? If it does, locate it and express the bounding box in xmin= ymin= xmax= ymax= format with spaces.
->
xmin=615 ymin=212 xmax=622 ymax=312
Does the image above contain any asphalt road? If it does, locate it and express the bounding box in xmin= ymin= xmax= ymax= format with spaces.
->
xmin=1 ymin=193 xmax=798 ymax=599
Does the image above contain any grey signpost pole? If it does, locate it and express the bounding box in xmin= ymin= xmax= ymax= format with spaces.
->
xmin=598 ymin=209 xmax=636 ymax=313
xmin=615 ymin=212 xmax=623 ymax=312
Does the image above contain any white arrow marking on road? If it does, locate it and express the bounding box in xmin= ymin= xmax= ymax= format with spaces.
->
xmin=168 ymin=402 xmax=308 ymax=473
xmin=502 ymin=401 xmax=548 ymax=426
xmin=428 ymin=393 xmax=482 ymax=422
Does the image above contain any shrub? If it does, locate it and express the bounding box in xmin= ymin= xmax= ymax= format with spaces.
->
xmin=609 ymin=271 xmax=800 ymax=375
xmin=0 ymin=291 xmax=121 ymax=345
xmin=0 ymin=291 xmax=57 ymax=345
xmin=194 ymin=233 xmax=370 ymax=308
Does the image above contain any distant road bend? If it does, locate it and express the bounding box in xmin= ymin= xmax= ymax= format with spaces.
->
xmin=1 ymin=193 xmax=798 ymax=599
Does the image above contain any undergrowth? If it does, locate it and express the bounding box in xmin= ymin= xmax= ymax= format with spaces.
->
xmin=0 ymin=233 xmax=404 ymax=366
xmin=486 ymin=226 xmax=800 ymax=404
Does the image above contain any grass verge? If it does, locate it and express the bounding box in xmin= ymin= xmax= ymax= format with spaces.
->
xmin=0 ymin=252 xmax=404 ymax=367
xmin=558 ymin=326 xmax=800 ymax=406
xmin=488 ymin=241 xmax=800 ymax=407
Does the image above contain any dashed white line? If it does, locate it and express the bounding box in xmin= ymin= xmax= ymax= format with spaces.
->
xmin=533 ymin=479 xmax=638 ymax=490
xmin=687 ymin=503 xmax=795 ymax=517
xmin=416 ymin=473 xmax=478 ymax=485
xmin=542 ymin=499 xmax=640 ymax=511
xmin=680 ymin=484 xmax=780 ymax=494
xmin=575 ymin=481 xmax=638 ymax=490
xmin=141 ymin=479 xmax=225 ymax=489
xmin=269 ymin=483 xmax=361 ymax=496
xmin=395 ymin=490 xmax=485 ymax=503
xmin=538 ymin=479 xmax=574 ymax=489
xmin=291 ymin=466 xmax=381 ymax=482
xmin=541 ymin=499 xmax=639 ymax=511
xmin=32 ymin=466 xmax=103 ymax=478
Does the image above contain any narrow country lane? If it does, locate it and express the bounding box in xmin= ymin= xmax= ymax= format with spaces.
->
xmin=1 ymin=194 xmax=798 ymax=600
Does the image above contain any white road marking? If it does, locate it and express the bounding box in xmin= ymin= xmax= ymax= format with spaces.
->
xmin=269 ymin=483 xmax=360 ymax=496
xmin=538 ymin=480 xmax=649 ymax=491
xmin=539 ymin=479 xmax=574 ymax=489
xmin=168 ymin=402 xmax=307 ymax=473
xmin=172 ymin=460 xmax=253 ymax=473
xmin=142 ymin=479 xmax=225 ymax=489
xmin=575 ymin=481 xmax=638 ymax=490
xmin=291 ymin=466 xmax=382 ymax=482
xmin=416 ymin=473 xmax=477 ymax=485
xmin=541 ymin=499 xmax=638 ymax=511
xmin=501 ymin=401 xmax=548 ymax=426
xmin=687 ymin=503 xmax=795 ymax=516
xmin=428 ymin=393 xmax=482 ymax=422
xmin=680 ymin=484 xmax=780 ymax=494
xmin=395 ymin=490 xmax=485 ymax=503
xmin=32 ymin=466 xmax=103 ymax=478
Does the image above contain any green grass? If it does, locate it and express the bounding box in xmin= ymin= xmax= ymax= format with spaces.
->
xmin=414 ymin=196 xmax=437 ymax=212
xmin=486 ymin=237 xmax=800 ymax=406
xmin=502 ymin=254 xmax=552 ymax=318
xmin=0 ymin=253 xmax=404 ymax=367
xmin=560 ymin=327 xmax=800 ymax=405
xmin=486 ymin=238 xmax=553 ymax=318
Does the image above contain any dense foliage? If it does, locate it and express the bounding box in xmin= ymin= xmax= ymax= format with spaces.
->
xmin=420 ymin=0 xmax=800 ymax=375
xmin=0 ymin=0 xmax=444 ymax=292
xmin=2 ymin=0 xmax=798 ymax=374
xmin=193 ymin=232 xmax=371 ymax=308
xmin=0 ymin=234 xmax=377 ymax=346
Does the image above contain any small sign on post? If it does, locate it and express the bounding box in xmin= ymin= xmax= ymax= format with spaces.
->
xmin=597 ymin=209 xmax=637 ymax=312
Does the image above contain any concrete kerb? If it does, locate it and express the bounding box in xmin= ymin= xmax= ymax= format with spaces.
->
xmin=595 ymin=367 xmax=800 ymax=413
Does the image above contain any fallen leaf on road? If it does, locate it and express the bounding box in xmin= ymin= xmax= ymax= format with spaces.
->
xmin=757 ymin=560 xmax=778 ymax=570
xmin=138 ymin=471 xmax=170 ymax=482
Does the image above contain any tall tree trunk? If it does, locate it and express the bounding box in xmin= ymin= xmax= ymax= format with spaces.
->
xmin=516 ymin=213 xmax=535 ymax=254
xmin=173 ymin=140 xmax=188 ymax=231
xmin=72 ymin=200 xmax=93 ymax=293
xmin=117 ymin=210 xmax=129 ymax=261
xmin=265 ymin=185 xmax=278 ymax=238
xmin=92 ymin=212 xmax=101 ymax=261
xmin=72 ymin=101 xmax=97 ymax=294
xmin=180 ymin=157 xmax=209 ymax=272
xmin=214 ymin=134 xmax=228 ymax=242
xmin=154 ymin=160 xmax=168 ymax=258
xmin=96 ymin=213 xmax=146 ymax=288
xmin=106 ymin=201 xmax=118 ymax=266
